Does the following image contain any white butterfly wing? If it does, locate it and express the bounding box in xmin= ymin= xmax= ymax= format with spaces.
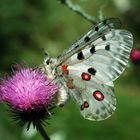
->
xmin=55 ymin=18 xmax=133 ymax=121
xmin=57 ymin=18 xmax=122 ymax=65
xmin=59 ymin=29 xmax=133 ymax=83
xmin=66 ymin=65 xmax=116 ymax=121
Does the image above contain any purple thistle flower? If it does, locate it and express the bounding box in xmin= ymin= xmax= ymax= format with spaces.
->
xmin=0 ymin=68 xmax=59 ymax=110
xmin=130 ymin=48 xmax=140 ymax=64
xmin=0 ymin=67 xmax=59 ymax=130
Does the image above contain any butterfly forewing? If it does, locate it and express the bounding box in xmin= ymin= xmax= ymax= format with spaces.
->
xmin=59 ymin=29 xmax=132 ymax=83
xmin=57 ymin=18 xmax=122 ymax=65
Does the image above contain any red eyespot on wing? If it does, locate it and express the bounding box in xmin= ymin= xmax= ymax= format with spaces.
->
xmin=61 ymin=64 xmax=68 ymax=70
xmin=80 ymin=101 xmax=89 ymax=110
xmin=81 ymin=72 xmax=91 ymax=81
xmin=61 ymin=64 xmax=69 ymax=75
xmin=66 ymin=80 xmax=74 ymax=89
xmin=84 ymin=101 xmax=89 ymax=108
xmin=63 ymin=70 xmax=69 ymax=75
xmin=93 ymin=91 xmax=104 ymax=101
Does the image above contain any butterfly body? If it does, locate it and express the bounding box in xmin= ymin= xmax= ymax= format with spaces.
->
xmin=42 ymin=18 xmax=133 ymax=121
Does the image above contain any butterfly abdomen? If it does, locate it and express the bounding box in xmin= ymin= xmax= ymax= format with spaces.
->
xmin=55 ymin=85 xmax=69 ymax=107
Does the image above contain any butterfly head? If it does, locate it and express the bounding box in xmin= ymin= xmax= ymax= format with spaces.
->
xmin=42 ymin=51 xmax=57 ymax=78
xmin=43 ymin=52 xmax=56 ymax=66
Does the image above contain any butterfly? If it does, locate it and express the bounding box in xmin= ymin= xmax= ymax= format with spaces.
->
xmin=41 ymin=18 xmax=133 ymax=121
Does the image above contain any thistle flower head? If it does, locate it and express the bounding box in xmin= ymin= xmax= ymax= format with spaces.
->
xmin=130 ymin=48 xmax=140 ymax=64
xmin=0 ymin=67 xmax=59 ymax=129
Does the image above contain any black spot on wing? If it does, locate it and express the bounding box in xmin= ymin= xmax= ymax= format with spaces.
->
xmin=95 ymin=26 xmax=99 ymax=31
xmin=74 ymin=45 xmax=79 ymax=49
xmin=90 ymin=45 xmax=95 ymax=54
xmin=46 ymin=60 xmax=50 ymax=65
xmin=98 ymin=33 xmax=106 ymax=41
xmin=105 ymin=44 xmax=110 ymax=51
xmin=84 ymin=36 xmax=91 ymax=42
xmin=102 ymin=35 xmax=106 ymax=41
xmin=77 ymin=51 xmax=84 ymax=60
xmin=88 ymin=67 xmax=96 ymax=75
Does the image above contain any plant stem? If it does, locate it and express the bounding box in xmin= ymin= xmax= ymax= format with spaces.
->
xmin=36 ymin=123 xmax=51 ymax=140
xmin=58 ymin=0 xmax=98 ymax=24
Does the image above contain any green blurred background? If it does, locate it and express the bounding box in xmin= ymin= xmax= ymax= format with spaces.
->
xmin=0 ymin=0 xmax=140 ymax=140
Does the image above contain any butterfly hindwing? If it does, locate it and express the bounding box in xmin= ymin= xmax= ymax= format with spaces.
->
xmin=66 ymin=65 xmax=116 ymax=121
